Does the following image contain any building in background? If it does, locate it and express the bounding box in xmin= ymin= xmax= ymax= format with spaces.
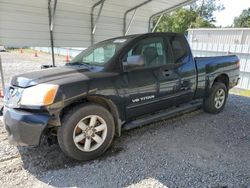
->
xmin=188 ymin=28 xmax=250 ymax=90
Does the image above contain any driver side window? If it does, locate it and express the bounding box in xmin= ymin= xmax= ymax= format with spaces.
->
xmin=123 ymin=37 xmax=167 ymax=69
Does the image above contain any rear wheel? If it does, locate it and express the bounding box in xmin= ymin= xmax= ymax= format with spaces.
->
xmin=58 ymin=103 xmax=115 ymax=161
xmin=203 ymin=82 xmax=228 ymax=114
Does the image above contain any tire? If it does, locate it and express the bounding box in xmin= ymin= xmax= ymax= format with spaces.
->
xmin=203 ymin=82 xmax=228 ymax=114
xmin=57 ymin=103 xmax=115 ymax=161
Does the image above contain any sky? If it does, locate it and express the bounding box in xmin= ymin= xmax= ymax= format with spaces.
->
xmin=214 ymin=0 xmax=250 ymax=27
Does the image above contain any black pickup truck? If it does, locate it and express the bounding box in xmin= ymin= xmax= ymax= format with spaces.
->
xmin=3 ymin=33 xmax=240 ymax=161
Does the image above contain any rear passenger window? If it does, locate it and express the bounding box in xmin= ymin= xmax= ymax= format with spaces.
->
xmin=169 ymin=36 xmax=189 ymax=64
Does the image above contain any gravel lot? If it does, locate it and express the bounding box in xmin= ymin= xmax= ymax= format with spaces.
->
xmin=0 ymin=50 xmax=65 ymax=104
xmin=0 ymin=51 xmax=250 ymax=188
xmin=0 ymin=50 xmax=65 ymax=88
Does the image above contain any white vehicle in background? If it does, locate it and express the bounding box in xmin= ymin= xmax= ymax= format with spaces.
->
xmin=0 ymin=46 xmax=6 ymax=52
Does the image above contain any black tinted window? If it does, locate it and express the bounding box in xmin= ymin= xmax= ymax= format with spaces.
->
xmin=169 ymin=36 xmax=189 ymax=64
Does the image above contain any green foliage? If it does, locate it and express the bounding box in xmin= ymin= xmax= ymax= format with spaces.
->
xmin=155 ymin=8 xmax=197 ymax=33
xmin=192 ymin=0 xmax=224 ymax=22
xmin=153 ymin=0 xmax=224 ymax=33
xmin=191 ymin=16 xmax=216 ymax=28
xmin=233 ymin=8 xmax=250 ymax=27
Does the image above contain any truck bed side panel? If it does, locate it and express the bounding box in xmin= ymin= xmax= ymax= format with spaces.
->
xmin=194 ymin=55 xmax=240 ymax=98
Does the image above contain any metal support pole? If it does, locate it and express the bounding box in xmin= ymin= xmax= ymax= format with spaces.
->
xmin=48 ymin=0 xmax=57 ymax=67
xmin=91 ymin=0 xmax=106 ymax=45
xmin=0 ymin=56 xmax=5 ymax=94
xmin=152 ymin=14 xmax=163 ymax=32
xmin=125 ymin=9 xmax=137 ymax=35
xmin=92 ymin=1 xmax=105 ymax=34
xmin=148 ymin=0 xmax=195 ymax=32
xmin=123 ymin=0 xmax=152 ymax=35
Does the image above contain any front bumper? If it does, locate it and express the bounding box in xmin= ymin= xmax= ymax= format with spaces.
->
xmin=3 ymin=107 xmax=51 ymax=146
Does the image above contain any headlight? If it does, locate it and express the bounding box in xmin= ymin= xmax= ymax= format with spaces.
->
xmin=20 ymin=84 xmax=59 ymax=106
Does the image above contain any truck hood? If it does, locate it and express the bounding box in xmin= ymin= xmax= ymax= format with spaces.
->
xmin=11 ymin=66 xmax=90 ymax=88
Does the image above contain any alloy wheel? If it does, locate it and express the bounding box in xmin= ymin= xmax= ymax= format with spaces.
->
xmin=73 ymin=115 xmax=108 ymax=152
xmin=214 ymin=88 xmax=226 ymax=109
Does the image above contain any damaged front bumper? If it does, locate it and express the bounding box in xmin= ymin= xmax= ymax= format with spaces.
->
xmin=3 ymin=107 xmax=51 ymax=146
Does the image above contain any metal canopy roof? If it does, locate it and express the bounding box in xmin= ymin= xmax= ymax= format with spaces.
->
xmin=0 ymin=0 xmax=193 ymax=48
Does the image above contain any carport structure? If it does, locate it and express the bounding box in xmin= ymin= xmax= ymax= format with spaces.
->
xmin=0 ymin=0 xmax=194 ymax=90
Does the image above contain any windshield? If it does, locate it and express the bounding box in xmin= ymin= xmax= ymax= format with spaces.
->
xmin=70 ymin=38 xmax=131 ymax=66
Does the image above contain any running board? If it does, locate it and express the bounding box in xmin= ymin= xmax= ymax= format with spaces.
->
xmin=122 ymin=101 xmax=202 ymax=131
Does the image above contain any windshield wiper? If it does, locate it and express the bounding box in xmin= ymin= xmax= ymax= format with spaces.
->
xmin=67 ymin=62 xmax=92 ymax=68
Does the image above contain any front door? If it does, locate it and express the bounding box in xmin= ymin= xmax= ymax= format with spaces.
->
xmin=121 ymin=36 xmax=180 ymax=119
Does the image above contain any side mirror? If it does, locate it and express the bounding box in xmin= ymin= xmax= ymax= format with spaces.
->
xmin=124 ymin=55 xmax=145 ymax=68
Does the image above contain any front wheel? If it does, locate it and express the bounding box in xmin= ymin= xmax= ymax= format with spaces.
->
xmin=203 ymin=82 xmax=228 ymax=114
xmin=57 ymin=103 xmax=115 ymax=161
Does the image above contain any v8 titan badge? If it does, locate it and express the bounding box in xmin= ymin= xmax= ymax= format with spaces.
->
xmin=132 ymin=95 xmax=155 ymax=103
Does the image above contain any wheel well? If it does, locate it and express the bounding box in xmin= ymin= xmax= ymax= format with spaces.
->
xmin=213 ymin=74 xmax=229 ymax=89
xmin=60 ymin=96 xmax=122 ymax=136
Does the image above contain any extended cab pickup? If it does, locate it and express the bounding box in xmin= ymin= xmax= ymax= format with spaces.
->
xmin=3 ymin=33 xmax=240 ymax=160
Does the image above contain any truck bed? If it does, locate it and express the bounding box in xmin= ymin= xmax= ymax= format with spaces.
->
xmin=195 ymin=55 xmax=239 ymax=69
xmin=194 ymin=55 xmax=240 ymax=98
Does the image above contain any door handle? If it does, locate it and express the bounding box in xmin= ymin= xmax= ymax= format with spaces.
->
xmin=163 ymin=69 xmax=172 ymax=76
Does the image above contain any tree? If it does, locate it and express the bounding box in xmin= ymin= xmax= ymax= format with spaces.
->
xmin=155 ymin=8 xmax=197 ymax=33
xmin=153 ymin=0 xmax=224 ymax=33
xmin=192 ymin=0 xmax=224 ymax=23
xmin=233 ymin=8 xmax=250 ymax=27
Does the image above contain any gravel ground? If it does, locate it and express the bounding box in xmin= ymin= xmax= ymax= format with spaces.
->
xmin=0 ymin=50 xmax=65 ymax=86
xmin=0 ymin=50 xmax=65 ymax=105
xmin=0 ymin=51 xmax=250 ymax=188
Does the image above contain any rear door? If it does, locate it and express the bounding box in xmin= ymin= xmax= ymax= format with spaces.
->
xmin=154 ymin=36 xmax=180 ymax=110
xmin=167 ymin=35 xmax=197 ymax=105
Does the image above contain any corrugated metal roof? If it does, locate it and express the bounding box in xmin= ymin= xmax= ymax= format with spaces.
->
xmin=0 ymin=0 xmax=193 ymax=47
